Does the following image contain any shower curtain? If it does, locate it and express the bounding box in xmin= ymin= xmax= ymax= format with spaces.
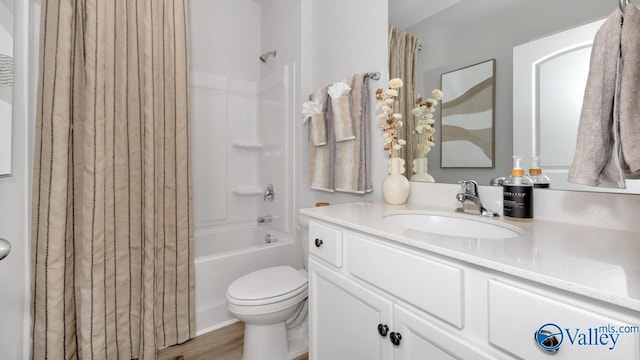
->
xmin=389 ymin=26 xmax=421 ymax=169
xmin=30 ymin=1 xmax=194 ymax=359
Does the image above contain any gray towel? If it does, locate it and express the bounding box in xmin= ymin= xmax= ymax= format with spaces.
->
xmin=568 ymin=8 xmax=626 ymax=188
xmin=308 ymin=86 xmax=334 ymax=192
xmin=619 ymin=6 xmax=640 ymax=177
xmin=333 ymin=74 xmax=373 ymax=194
xmin=309 ymin=112 xmax=328 ymax=146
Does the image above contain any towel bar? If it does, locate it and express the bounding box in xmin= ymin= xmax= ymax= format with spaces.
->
xmin=366 ymin=71 xmax=381 ymax=81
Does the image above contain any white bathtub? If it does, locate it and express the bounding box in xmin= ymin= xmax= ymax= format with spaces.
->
xmin=194 ymin=224 xmax=298 ymax=335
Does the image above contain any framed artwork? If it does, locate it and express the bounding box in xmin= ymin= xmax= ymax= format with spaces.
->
xmin=440 ymin=59 xmax=495 ymax=168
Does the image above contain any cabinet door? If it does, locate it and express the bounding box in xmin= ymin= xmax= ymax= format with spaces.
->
xmin=393 ymin=306 xmax=498 ymax=360
xmin=309 ymin=258 xmax=393 ymax=360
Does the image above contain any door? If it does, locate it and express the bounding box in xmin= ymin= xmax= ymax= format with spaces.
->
xmin=309 ymin=258 xmax=393 ymax=360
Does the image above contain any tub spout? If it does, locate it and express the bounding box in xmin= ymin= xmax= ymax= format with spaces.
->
xmin=257 ymin=215 xmax=273 ymax=224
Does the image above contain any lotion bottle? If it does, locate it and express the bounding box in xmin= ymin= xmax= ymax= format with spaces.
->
xmin=528 ymin=156 xmax=550 ymax=188
xmin=503 ymin=155 xmax=534 ymax=220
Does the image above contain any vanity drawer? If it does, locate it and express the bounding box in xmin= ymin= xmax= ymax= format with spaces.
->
xmin=488 ymin=280 xmax=639 ymax=359
xmin=348 ymin=234 xmax=464 ymax=328
xmin=309 ymin=221 xmax=343 ymax=267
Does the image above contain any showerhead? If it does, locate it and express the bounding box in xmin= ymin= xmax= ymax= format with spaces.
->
xmin=259 ymin=50 xmax=277 ymax=63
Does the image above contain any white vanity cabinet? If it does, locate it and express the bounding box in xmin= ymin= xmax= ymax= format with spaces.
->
xmin=308 ymin=220 xmax=501 ymax=359
xmin=307 ymin=219 xmax=640 ymax=360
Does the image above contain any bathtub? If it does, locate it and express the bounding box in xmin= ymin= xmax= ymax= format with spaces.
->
xmin=194 ymin=224 xmax=298 ymax=335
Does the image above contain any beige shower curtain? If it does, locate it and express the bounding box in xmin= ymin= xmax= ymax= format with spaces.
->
xmin=389 ymin=26 xmax=421 ymax=169
xmin=31 ymin=1 xmax=194 ymax=359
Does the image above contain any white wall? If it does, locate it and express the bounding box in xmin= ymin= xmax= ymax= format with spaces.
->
xmin=0 ymin=0 xmax=31 ymax=358
xmin=298 ymin=0 xmax=388 ymax=210
xmin=191 ymin=0 xmax=260 ymax=82
xmin=0 ymin=0 xmax=13 ymax=175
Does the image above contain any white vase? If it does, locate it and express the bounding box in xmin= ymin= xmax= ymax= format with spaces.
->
xmin=410 ymin=157 xmax=435 ymax=182
xmin=382 ymin=157 xmax=410 ymax=205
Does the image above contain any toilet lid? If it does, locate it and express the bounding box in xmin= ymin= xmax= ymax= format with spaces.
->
xmin=227 ymin=266 xmax=307 ymax=304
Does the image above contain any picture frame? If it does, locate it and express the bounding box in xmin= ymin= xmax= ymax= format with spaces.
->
xmin=440 ymin=59 xmax=496 ymax=168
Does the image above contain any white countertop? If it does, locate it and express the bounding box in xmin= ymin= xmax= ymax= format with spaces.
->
xmin=300 ymin=201 xmax=640 ymax=312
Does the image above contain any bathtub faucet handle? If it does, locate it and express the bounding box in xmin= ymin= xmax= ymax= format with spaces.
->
xmin=257 ymin=215 xmax=273 ymax=224
xmin=263 ymin=184 xmax=275 ymax=202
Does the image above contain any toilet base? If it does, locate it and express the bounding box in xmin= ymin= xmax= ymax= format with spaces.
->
xmin=286 ymin=315 xmax=309 ymax=359
xmin=243 ymin=321 xmax=288 ymax=360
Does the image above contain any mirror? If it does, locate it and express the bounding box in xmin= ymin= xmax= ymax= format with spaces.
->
xmin=0 ymin=0 xmax=13 ymax=176
xmin=388 ymin=0 xmax=638 ymax=193
xmin=513 ymin=18 xmax=640 ymax=194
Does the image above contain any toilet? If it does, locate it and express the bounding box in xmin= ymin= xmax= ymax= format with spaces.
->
xmin=226 ymin=222 xmax=310 ymax=360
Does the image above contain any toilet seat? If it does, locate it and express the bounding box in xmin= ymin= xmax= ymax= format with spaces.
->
xmin=227 ymin=266 xmax=308 ymax=307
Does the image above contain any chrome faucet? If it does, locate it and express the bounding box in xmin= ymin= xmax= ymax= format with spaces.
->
xmin=257 ymin=215 xmax=273 ymax=224
xmin=456 ymin=180 xmax=499 ymax=217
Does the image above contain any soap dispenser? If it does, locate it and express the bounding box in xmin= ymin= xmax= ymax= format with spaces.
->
xmin=528 ymin=156 xmax=550 ymax=188
xmin=503 ymin=155 xmax=534 ymax=220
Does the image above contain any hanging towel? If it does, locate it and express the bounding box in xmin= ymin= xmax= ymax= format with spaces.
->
xmin=328 ymin=82 xmax=356 ymax=142
xmin=307 ymin=86 xmax=334 ymax=192
xmin=568 ymin=8 xmax=626 ymax=188
xmin=619 ymin=5 xmax=640 ymax=177
xmin=334 ymin=73 xmax=373 ymax=194
xmin=302 ymin=101 xmax=327 ymax=146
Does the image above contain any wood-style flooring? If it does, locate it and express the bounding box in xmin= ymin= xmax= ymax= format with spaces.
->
xmin=157 ymin=321 xmax=309 ymax=360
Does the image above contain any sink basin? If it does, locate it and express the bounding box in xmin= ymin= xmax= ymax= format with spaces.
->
xmin=383 ymin=211 xmax=522 ymax=238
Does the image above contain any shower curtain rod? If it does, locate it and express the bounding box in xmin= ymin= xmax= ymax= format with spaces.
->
xmin=620 ymin=0 xmax=630 ymax=11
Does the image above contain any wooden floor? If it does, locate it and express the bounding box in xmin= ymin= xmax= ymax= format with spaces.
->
xmin=157 ymin=322 xmax=308 ymax=360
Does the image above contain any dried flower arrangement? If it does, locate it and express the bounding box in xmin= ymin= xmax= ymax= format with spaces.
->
xmin=375 ymin=78 xmax=406 ymax=158
xmin=412 ymin=89 xmax=443 ymax=157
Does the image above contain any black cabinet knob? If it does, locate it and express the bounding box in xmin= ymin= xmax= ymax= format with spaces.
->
xmin=390 ymin=332 xmax=402 ymax=346
xmin=377 ymin=323 xmax=389 ymax=337
xmin=314 ymin=238 xmax=323 ymax=247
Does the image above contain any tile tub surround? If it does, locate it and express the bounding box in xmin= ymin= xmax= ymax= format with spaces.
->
xmin=300 ymin=201 xmax=640 ymax=312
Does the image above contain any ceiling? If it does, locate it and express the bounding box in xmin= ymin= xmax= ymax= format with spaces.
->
xmin=388 ymin=0 xmax=462 ymax=29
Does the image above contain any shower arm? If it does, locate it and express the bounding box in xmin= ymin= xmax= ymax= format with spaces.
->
xmin=259 ymin=50 xmax=277 ymax=63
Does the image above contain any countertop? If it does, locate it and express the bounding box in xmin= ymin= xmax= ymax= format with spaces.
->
xmin=300 ymin=201 xmax=640 ymax=312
